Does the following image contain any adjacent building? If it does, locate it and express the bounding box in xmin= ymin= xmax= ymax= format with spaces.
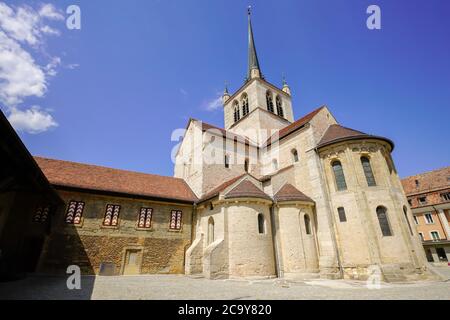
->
xmin=402 ymin=167 xmax=450 ymax=264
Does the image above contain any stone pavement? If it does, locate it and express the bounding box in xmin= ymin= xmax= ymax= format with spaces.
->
xmin=0 ymin=267 xmax=449 ymax=300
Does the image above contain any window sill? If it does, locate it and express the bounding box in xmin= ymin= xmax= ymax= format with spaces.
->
xmin=168 ymin=228 xmax=183 ymax=233
xmin=101 ymin=225 xmax=120 ymax=230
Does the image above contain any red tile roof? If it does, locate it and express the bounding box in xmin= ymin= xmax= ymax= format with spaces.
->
xmin=34 ymin=157 xmax=198 ymax=203
xmin=274 ymin=183 xmax=314 ymax=203
xmin=402 ymin=167 xmax=450 ymax=195
xmin=199 ymin=174 xmax=246 ymax=202
xmin=265 ymin=106 xmax=325 ymax=146
xmin=317 ymin=124 xmax=394 ymax=150
xmin=224 ymin=179 xmax=271 ymax=200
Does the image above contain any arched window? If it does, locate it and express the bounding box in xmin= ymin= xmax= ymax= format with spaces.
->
xmin=361 ymin=156 xmax=376 ymax=186
xmin=276 ymin=95 xmax=284 ymax=117
xmin=376 ymin=206 xmax=392 ymax=236
xmin=304 ymin=214 xmax=311 ymax=235
xmin=224 ymin=155 xmax=230 ymax=168
xmin=208 ymin=217 xmax=214 ymax=245
xmin=403 ymin=206 xmax=413 ymax=236
xmin=272 ymin=159 xmax=278 ymax=171
xmin=291 ymin=149 xmax=299 ymax=163
xmin=266 ymin=91 xmax=274 ymax=113
xmin=233 ymin=101 xmax=240 ymax=123
xmin=332 ymin=160 xmax=347 ymax=191
xmin=241 ymin=93 xmax=249 ymax=116
xmin=258 ymin=213 xmax=265 ymax=234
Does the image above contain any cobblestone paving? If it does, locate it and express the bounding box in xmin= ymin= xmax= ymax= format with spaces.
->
xmin=0 ymin=268 xmax=449 ymax=300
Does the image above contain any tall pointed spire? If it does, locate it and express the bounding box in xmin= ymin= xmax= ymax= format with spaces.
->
xmin=247 ymin=6 xmax=262 ymax=80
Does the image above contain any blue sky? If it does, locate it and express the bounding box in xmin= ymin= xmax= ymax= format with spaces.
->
xmin=1 ymin=0 xmax=449 ymax=178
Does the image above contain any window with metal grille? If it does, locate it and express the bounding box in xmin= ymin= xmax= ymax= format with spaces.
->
xmin=361 ymin=157 xmax=376 ymax=186
xmin=137 ymin=208 xmax=153 ymax=229
xmin=332 ymin=161 xmax=347 ymax=191
xmin=65 ymin=201 xmax=85 ymax=225
xmin=266 ymin=91 xmax=274 ymax=113
xmin=170 ymin=210 xmax=182 ymax=230
xmin=337 ymin=207 xmax=347 ymax=222
xmin=376 ymin=206 xmax=392 ymax=236
xmin=103 ymin=204 xmax=121 ymax=227
xmin=33 ymin=205 xmax=51 ymax=223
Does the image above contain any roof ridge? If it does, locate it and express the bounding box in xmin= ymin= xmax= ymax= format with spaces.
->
xmin=33 ymin=156 xmax=186 ymax=181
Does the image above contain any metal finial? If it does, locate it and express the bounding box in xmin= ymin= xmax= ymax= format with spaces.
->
xmin=248 ymin=5 xmax=251 ymax=15
xmin=224 ymin=81 xmax=229 ymax=94
xmin=282 ymin=73 xmax=288 ymax=86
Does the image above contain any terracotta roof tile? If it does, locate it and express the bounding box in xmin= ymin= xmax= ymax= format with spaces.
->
xmin=224 ymin=179 xmax=271 ymax=200
xmin=401 ymin=167 xmax=450 ymax=195
xmin=274 ymin=183 xmax=314 ymax=203
xmin=34 ymin=157 xmax=198 ymax=203
xmin=317 ymin=124 xmax=394 ymax=150
xmin=199 ymin=174 xmax=246 ymax=202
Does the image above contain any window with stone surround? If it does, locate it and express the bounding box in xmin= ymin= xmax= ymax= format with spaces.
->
xmin=424 ymin=213 xmax=434 ymax=224
xmin=266 ymin=90 xmax=274 ymax=113
xmin=33 ymin=205 xmax=51 ymax=223
xmin=430 ymin=231 xmax=440 ymax=241
xmin=441 ymin=192 xmax=450 ymax=202
xmin=332 ymin=160 xmax=347 ymax=191
xmin=137 ymin=208 xmax=153 ymax=229
xmin=233 ymin=101 xmax=240 ymax=123
xmin=276 ymin=95 xmax=284 ymax=117
xmin=361 ymin=156 xmax=376 ymax=187
xmin=170 ymin=210 xmax=182 ymax=230
xmin=376 ymin=206 xmax=392 ymax=236
xmin=241 ymin=93 xmax=249 ymax=116
xmin=65 ymin=201 xmax=85 ymax=225
xmin=103 ymin=204 xmax=121 ymax=227
xmin=337 ymin=207 xmax=347 ymax=222
xmin=413 ymin=215 xmax=419 ymax=225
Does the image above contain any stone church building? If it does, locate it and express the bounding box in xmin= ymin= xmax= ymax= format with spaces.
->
xmin=0 ymin=12 xmax=435 ymax=282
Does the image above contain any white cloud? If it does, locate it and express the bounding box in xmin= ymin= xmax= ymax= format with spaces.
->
xmin=204 ymin=95 xmax=223 ymax=111
xmin=7 ymin=106 xmax=58 ymax=134
xmin=0 ymin=2 xmax=65 ymax=133
xmin=180 ymin=88 xmax=188 ymax=96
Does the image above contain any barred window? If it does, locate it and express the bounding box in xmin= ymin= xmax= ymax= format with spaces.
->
xmin=170 ymin=210 xmax=183 ymax=230
xmin=138 ymin=208 xmax=153 ymax=229
xmin=376 ymin=206 xmax=392 ymax=236
xmin=33 ymin=205 xmax=51 ymax=223
xmin=337 ymin=207 xmax=347 ymax=222
xmin=276 ymin=95 xmax=284 ymax=117
xmin=332 ymin=160 xmax=347 ymax=191
xmin=103 ymin=204 xmax=121 ymax=227
xmin=266 ymin=91 xmax=274 ymax=113
xmin=361 ymin=157 xmax=376 ymax=186
xmin=66 ymin=201 xmax=85 ymax=225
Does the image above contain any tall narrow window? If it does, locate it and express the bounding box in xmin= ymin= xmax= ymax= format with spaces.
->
xmin=337 ymin=207 xmax=347 ymax=222
xmin=170 ymin=210 xmax=183 ymax=230
xmin=138 ymin=207 xmax=153 ymax=229
xmin=33 ymin=205 xmax=51 ymax=223
xmin=376 ymin=206 xmax=392 ymax=236
xmin=66 ymin=201 xmax=85 ymax=225
xmin=272 ymin=159 xmax=278 ymax=171
xmin=413 ymin=215 xmax=419 ymax=225
xmin=332 ymin=161 xmax=347 ymax=191
xmin=361 ymin=156 xmax=376 ymax=186
xmin=403 ymin=206 xmax=413 ymax=236
xmin=224 ymin=155 xmax=230 ymax=168
xmin=276 ymin=95 xmax=284 ymax=117
xmin=233 ymin=101 xmax=240 ymax=122
xmin=208 ymin=217 xmax=215 ymax=245
xmin=244 ymin=158 xmax=249 ymax=172
xmin=304 ymin=214 xmax=312 ymax=235
xmin=291 ymin=149 xmax=299 ymax=163
xmin=424 ymin=213 xmax=434 ymax=224
xmin=242 ymin=94 xmax=249 ymax=116
xmin=258 ymin=213 xmax=265 ymax=234
xmin=266 ymin=91 xmax=274 ymax=113
xmin=103 ymin=204 xmax=121 ymax=227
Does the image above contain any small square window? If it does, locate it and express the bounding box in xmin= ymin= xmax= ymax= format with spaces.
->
xmin=418 ymin=197 xmax=427 ymax=205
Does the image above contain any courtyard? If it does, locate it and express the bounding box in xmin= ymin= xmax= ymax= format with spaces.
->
xmin=0 ymin=267 xmax=449 ymax=300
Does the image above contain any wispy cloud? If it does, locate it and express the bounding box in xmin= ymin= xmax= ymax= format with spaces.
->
xmin=203 ymin=93 xmax=223 ymax=111
xmin=180 ymin=88 xmax=188 ymax=96
xmin=0 ymin=2 xmax=65 ymax=134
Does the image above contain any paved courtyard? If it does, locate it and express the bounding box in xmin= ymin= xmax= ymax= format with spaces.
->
xmin=0 ymin=267 xmax=449 ymax=300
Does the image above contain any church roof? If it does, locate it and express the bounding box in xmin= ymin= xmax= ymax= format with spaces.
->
xmin=224 ymin=179 xmax=271 ymax=201
xmin=199 ymin=174 xmax=246 ymax=202
xmin=265 ymin=106 xmax=326 ymax=147
xmin=247 ymin=7 xmax=261 ymax=79
xmin=274 ymin=183 xmax=314 ymax=203
xmin=317 ymin=124 xmax=394 ymax=150
xmin=34 ymin=157 xmax=198 ymax=203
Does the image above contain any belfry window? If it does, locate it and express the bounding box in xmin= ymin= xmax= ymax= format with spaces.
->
xmin=103 ymin=204 xmax=121 ymax=227
xmin=266 ymin=91 xmax=274 ymax=113
xmin=361 ymin=156 xmax=376 ymax=186
xmin=65 ymin=201 xmax=85 ymax=225
xmin=304 ymin=214 xmax=312 ymax=235
xmin=233 ymin=101 xmax=240 ymax=123
xmin=292 ymin=149 xmax=299 ymax=163
xmin=332 ymin=160 xmax=347 ymax=191
xmin=242 ymin=94 xmax=249 ymax=116
xmin=276 ymin=95 xmax=284 ymax=117
xmin=376 ymin=206 xmax=392 ymax=236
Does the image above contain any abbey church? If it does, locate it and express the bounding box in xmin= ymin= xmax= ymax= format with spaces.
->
xmin=0 ymin=11 xmax=435 ymax=282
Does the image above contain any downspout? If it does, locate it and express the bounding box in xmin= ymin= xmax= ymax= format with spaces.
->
xmin=314 ymin=147 xmax=344 ymax=279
